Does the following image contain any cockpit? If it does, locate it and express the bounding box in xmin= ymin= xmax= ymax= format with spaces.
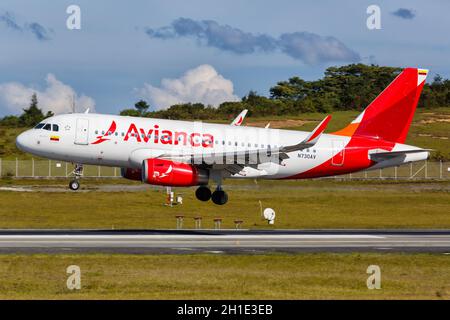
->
xmin=34 ymin=122 xmax=59 ymax=132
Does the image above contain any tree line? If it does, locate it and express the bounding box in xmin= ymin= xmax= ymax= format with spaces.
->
xmin=0 ymin=93 xmax=54 ymax=127
xmin=121 ymin=64 xmax=450 ymax=120
xmin=2 ymin=64 xmax=450 ymax=127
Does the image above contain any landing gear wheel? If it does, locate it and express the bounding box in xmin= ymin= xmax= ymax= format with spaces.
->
xmin=196 ymin=186 xmax=212 ymax=201
xmin=69 ymin=180 xmax=80 ymax=191
xmin=69 ymin=163 xmax=83 ymax=191
xmin=211 ymin=190 xmax=228 ymax=205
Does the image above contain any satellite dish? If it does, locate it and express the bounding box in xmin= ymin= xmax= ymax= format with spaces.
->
xmin=263 ymin=208 xmax=276 ymax=224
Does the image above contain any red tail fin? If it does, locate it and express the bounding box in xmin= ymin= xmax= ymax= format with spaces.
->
xmin=333 ymin=68 xmax=428 ymax=143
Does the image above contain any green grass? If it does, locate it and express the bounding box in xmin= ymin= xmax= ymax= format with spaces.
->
xmin=0 ymin=127 xmax=27 ymax=159
xmin=0 ymin=179 xmax=448 ymax=229
xmin=0 ymin=253 xmax=448 ymax=299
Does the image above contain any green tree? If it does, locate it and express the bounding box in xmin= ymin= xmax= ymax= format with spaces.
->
xmin=19 ymin=93 xmax=47 ymax=127
xmin=135 ymin=100 xmax=150 ymax=115
xmin=119 ymin=108 xmax=141 ymax=117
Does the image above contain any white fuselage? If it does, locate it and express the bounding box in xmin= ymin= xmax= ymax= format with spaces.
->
xmin=15 ymin=113 xmax=426 ymax=180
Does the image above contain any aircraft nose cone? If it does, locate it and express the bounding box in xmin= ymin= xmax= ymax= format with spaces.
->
xmin=16 ymin=131 xmax=31 ymax=152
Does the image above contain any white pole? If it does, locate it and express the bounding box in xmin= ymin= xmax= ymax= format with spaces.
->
xmin=48 ymin=159 xmax=51 ymax=177
xmin=15 ymin=157 xmax=18 ymax=177
xmin=32 ymin=158 xmax=35 ymax=177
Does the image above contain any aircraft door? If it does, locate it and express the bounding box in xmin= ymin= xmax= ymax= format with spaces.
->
xmin=331 ymin=140 xmax=345 ymax=166
xmin=75 ymin=118 xmax=89 ymax=145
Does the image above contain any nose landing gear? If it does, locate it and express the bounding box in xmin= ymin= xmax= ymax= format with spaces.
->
xmin=69 ymin=163 xmax=83 ymax=191
xmin=69 ymin=179 xmax=80 ymax=191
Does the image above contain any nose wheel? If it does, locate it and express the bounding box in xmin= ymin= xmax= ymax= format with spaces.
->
xmin=69 ymin=179 xmax=80 ymax=191
xmin=68 ymin=163 xmax=83 ymax=191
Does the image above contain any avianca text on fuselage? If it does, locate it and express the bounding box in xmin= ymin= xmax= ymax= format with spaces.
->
xmin=93 ymin=121 xmax=215 ymax=148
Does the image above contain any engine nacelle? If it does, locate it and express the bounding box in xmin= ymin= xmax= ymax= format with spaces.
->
xmin=120 ymin=167 xmax=142 ymax=181
xmin=142 ymin=159 xmax=208 ymax=187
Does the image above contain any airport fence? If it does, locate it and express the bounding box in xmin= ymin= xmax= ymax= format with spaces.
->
xmin=0 ymin=158 xmax=449 ymax=180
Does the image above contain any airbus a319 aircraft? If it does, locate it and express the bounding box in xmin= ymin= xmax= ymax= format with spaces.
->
xmin=16 ymin=68 xmax=430 ymax=205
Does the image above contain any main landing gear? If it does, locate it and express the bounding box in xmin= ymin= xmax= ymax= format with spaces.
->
xmin=69 ymin=163 xmax=83 ymax=191
xmin=195 ymin=186 xmax=228 ymax=205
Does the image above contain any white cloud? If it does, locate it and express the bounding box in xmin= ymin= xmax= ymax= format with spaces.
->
xmin=137 ymin=64 xmax=239 ymax=110
xmin=0 ymin=74 xmax=95 ymax=115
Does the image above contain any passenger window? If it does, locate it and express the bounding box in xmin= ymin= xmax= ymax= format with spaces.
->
xmin=95 ymin=130 xmax=98 ymax=134
xmin=52 ymin=124 xmax=59 ymax=132
xmin=43 ymin=123 xmax=51 ymax=131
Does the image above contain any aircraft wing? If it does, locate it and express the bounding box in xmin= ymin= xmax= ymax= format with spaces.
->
xmin=230 ymin=109 xmax=248 ymax=126
xmin=157 ymin=115 xmax=331 ymax=169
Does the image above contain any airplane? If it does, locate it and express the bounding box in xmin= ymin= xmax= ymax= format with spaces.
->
xmin=16 ymin=67 xmax=430 ymax=205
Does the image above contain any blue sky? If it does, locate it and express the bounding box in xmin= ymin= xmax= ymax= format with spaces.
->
xmin=0 ymin=0 xmax=449 ymax=116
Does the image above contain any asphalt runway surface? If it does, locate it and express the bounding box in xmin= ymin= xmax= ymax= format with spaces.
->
xmin=0 ymin=229 xmax=449 ymax=254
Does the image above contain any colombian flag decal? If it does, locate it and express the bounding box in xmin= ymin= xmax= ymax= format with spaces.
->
xmin=50 ymin=136 xmax=60 ymax=141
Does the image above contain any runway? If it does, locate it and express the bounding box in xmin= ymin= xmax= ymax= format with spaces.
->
xmin=0 ymin=229 xmax=449 ymax=253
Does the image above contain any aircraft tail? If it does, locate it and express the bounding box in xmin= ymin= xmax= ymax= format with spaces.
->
xmin=333 ymin=68 xmax=428 ymax=143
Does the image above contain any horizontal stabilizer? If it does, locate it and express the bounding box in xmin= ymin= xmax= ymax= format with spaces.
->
xmin=369 ymin=149 xmax=431 ymax=162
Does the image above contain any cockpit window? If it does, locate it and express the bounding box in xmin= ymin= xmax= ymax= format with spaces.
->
xmin=34 ymin=123 xmax=45 ymax=129
xmin=43 ymin=123 xmax=51 ymax=131
xmin=52 ymin=124 xmax=59 ymax=132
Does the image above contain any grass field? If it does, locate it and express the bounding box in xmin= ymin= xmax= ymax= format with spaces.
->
xmin=0 ymin=253 xmax=448 ymax=299
xmin=1 ymin=108 xmax=449 ymax=160
xmin=0 ymin=179 xmax=448 ymax=229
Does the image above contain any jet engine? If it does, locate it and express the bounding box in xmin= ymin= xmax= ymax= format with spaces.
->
xmin=120 ymin=167 xmax=142 ymax=181
xmin=142 ymin=158 xmax=208 ymax=187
